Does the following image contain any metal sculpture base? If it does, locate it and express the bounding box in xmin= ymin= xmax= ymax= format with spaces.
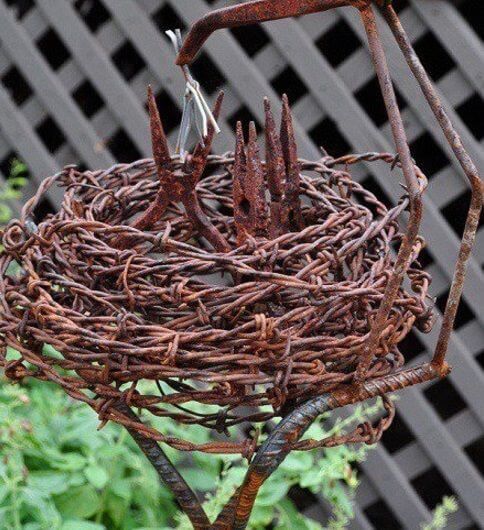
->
xmin=124 ymin=363 xmax=449 ymax=530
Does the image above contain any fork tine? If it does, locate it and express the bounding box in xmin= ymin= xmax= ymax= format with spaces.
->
xmin=264 ymin=97 xmax=286 ymax=236
xmin=280 ymin=94 xmax=303 ymax=231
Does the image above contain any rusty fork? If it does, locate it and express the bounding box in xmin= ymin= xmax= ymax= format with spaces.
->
xmin=116 ymin=86 xmax=230 ymax=252
xmin=168 ymin=1 xmax=482 ymax=528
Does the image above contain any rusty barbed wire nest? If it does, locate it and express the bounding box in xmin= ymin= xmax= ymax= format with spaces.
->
xmin=0 ymin=92 xmax=432 ymax=457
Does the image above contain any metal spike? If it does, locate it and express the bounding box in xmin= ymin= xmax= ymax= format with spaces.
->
xmin=280 ymin=94 xmax=303 ymax=231
xmin=247 ymin=122 xmax=269 ymax=238
xmin=115 ymin=87 xmax=172 ymax=244
xmin=147 ymin=85 xmax=171 ymax=175
xmin=264 ymin=97 xmax=285 ymax=237
xmin=233 ymin=121 xmax=250 ymax=245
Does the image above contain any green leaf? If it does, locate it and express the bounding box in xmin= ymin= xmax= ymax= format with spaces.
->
xmin=277 ymin=498 xmax=322 ymax=530
xmin=28 ymin=471 xmax=69 ymax=495
xmin=299 ymin=468 xmax=324 ymax=489
xmin=22 ymin=486 xmax=51 ymax=510
xmin=179 ymin=467 xmax=217 ymax=491
xmin=61 ymin=521 xmax=105 ymax=530
xmin=249 ymin=503 xmax=274 ymax=527
xmin=0 ymin=485 xmax=8 ymax=504
xmin=51 ymin=452 xmax=87 ymax=471
xmin=84 ymin=464 xmax=109 ymax=489
xmin=257 ymin=479 xmax=290 ymax=506
xmin=280 ymin=452 xmax=313 ymax=473
xmin=55 ymin=484 xmax=101 ymax=519
xmin=106 ymin=494 xmax=129 ymax=526
xmin=110 ymin=477 xmax=132 ymax=500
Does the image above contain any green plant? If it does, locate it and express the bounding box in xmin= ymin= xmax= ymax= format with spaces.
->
xmin=421 ymin=497 xmax=458 ymax=530
xmin=0 ymin=371 xmax=377 ymax=530
xmin=0 ymin=375 xmax=179 ymax=530
xmin=0 ymin=159 xmax=27 ymax=224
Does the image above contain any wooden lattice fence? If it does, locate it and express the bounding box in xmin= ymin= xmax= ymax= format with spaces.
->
xmin=0 ymin=0 xmax=482 ymax=528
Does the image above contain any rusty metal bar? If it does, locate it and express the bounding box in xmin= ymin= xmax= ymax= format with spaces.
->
xmin=114 ymin=402 xmax=211 ymax=530
xmin=176 ymin=0 xmax=354 ymax=66
xmin=355 ymin=4 xmax=423 ymax=382
xmin=215 ymin=362 xmax=449 ymax=529
xmin=380 ymin=4 xmax=483 ymax=370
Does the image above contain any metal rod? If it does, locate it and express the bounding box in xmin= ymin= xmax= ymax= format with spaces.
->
xmin=214 ymin=362 xmax=449 ymax=529
xmin=114 ymin=402 xmax=211 ymax=530
xmin=355 ymin=4 xmax=423 ymax=382
xmin=380 ymin=4 xmax=483 ymax=370
xmin=176 ymin=0 xmax=353 ymax=66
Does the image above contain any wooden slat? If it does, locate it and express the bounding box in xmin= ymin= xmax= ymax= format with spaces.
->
xmin=0 ymin=83 xmax=62 ymax=206
xmin=410 ymin=0 xmax=484 ymax=99
xmin=0 ymin=2 xmax=114 ymax=169
xmin=36 ymin=0 xmax=151 ymax=156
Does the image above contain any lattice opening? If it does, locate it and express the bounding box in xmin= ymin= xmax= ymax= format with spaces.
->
xmin=152 ymin=4 xmax=187 ymax=35
xmin=191 ymin=52 xmax=226 ymax=95
xmin=35 ymin=116 xmax=66 ymax=154
xmin=381 ymin=411 xmax=416 ymax=453
xmin=316 ymin=19 xmax=362 ymax=68
xmin=398 ymin=330 xmax=426 ymax=363
xmin=411 ymin=466 xmax=457 ymax=510
xmin=436 ymin=290 xmax=475 ymax=330
xmin=73 ymin=0 xmax=110 ymax=34
xmin=72 ymin=79 xmax=105 ymax=119
xmin=442 ymin=189 xmax=481 ymax=236
xmin=5 ymin=0 xmax=34 ymax=20
xmin=111 ymin=41 xmax=146 ymax=82
xmin=355 ymin=76 xmax=408 ymax=127
xmin=108 ymin=128 xmax=142 ymax=163
xmin=364 ymin=499 xmax=403 ymax=529
xmin=36 ymin=28 xmax=71 ymax=71
xmin=0 ymin=151 xmax=21 ymax=182
xmin=458 ymin=0 xmax=484 ymax=40
xmin=1 ymin=66 xmax=33 ymax=106
xmin=271 ymin=65 xmax=308 ymax=105
xmin=465 ymin=436 xmax=484 ymax=477
xmin=310 ymin=116 xmax=352 ymax=156
xmin=424 ymin=379 xmax=467 ymax=421
xmin=456 ymin=94 xmax=484 ymax=141
xmin=152 ymin=89 xmax=182 ymax=133
xmin=230 ymin=23 xmax=271 ymax=57
xmin=413 ymin=32 xmax=456 ymax=82
xmin=410 ymin=132 xmax=450 ymax=177
xmin=228 ymin=104 xmax=261 ymax=134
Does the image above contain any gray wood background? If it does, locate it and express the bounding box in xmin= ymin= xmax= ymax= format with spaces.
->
xmin=0 ymin=0 xmax=482 ymax=528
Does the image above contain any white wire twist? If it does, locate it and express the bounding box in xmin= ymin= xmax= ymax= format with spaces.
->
xmin=166 ymin=29 xmax=221 ymax=161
